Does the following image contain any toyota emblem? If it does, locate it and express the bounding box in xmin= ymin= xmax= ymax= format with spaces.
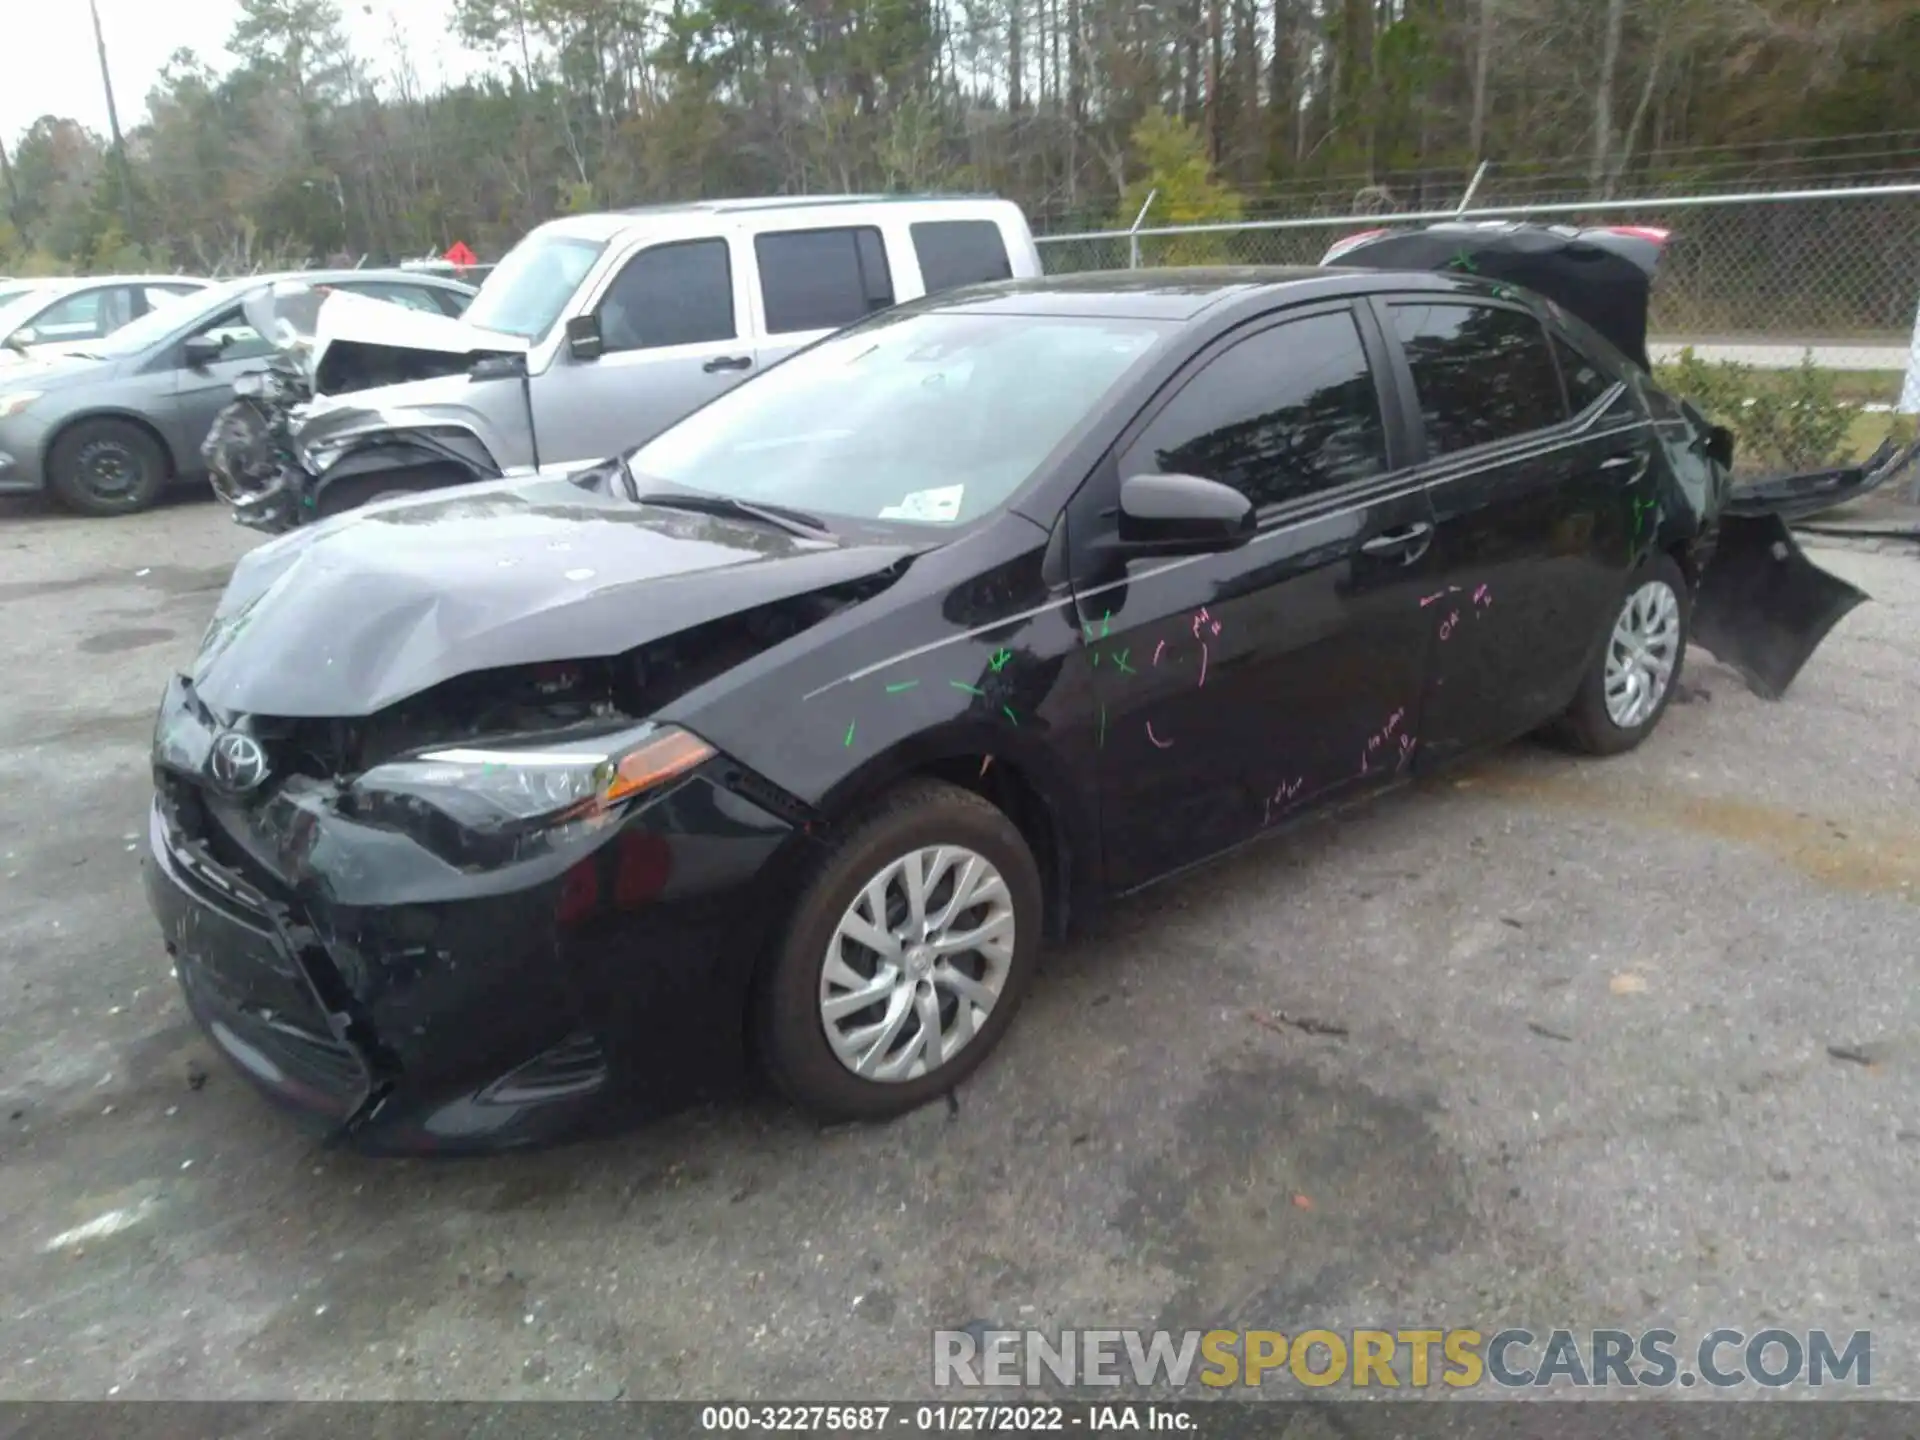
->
xmin=208 ymin=730 xmax=269 ymax=793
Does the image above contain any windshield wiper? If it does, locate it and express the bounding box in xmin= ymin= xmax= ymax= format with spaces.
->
xmin=634 ymin=488 xmax=829 ymax=538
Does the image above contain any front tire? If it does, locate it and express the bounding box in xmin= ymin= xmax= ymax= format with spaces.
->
xmin=754 ymin=779 xmax=1043 ymax=1121
xmin=47 ymin=419 xmax=170 ymax=516
xmin=1555 ymin=552 xmax=1690 ymax=756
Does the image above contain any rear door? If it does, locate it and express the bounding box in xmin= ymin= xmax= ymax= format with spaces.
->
xmin=1065 ymin=300 xmax=1443 ymax=890
xmin=529 ymin=234 xmax=753 ymax=464
xmin=1370 ymin=294 xmax=1643 ymax=765
xmin=749 ymin=224 xmax=896 ymax=368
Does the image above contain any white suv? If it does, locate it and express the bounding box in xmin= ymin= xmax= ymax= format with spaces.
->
xmin=303 ymin=194 xmax=1044 ymax=474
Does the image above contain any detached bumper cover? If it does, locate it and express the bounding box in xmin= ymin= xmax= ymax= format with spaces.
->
xmin=1692 ymin=512 xmax=1869 ymax=701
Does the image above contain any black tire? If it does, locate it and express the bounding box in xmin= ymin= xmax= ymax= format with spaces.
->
xmin=47 ymin=419 xmax=171 ymax=516
xmin=1554 ymin=552 xmax=1691 ymax=756
xmin=754 ymin=778 xmax=1044 ymax=1122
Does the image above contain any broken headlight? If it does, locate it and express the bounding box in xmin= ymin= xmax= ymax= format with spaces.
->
xmin=351 ymin=723 xmax=714 ymax=837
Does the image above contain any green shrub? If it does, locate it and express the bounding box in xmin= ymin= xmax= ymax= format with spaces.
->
xmin=1652 ymin=347 xmax=1894 ymax=477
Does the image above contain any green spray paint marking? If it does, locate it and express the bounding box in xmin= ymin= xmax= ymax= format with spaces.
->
xmin=1112 ymin=647 xmax=1135 ymax=675
xmin=989 ymin=648 xmax=1014 ymax=673
xmin=950 ymin=680 xmax=985 ymax=696
xmin=844 ymin=720 xmax=856 ymax=747
xmin=1002 ymin=706 xmax=1019 ymax=726
xmin=884 ymin=680 xmax=920 ymax=693
xmin=1082 ymin=609 xmax=1112 ymax=641
xmin=1448 ymin=250 xmax=1479 ymax=273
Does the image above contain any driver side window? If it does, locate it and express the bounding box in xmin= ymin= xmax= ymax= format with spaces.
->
xmin=595 ymin=239 xmax=736 ymax=354
xmin=184 ymin=308 xmax=276 ymax=365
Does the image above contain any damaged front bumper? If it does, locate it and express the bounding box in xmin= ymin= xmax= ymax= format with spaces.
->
xmin=143 ymin=676 xmax=803 ymax=1153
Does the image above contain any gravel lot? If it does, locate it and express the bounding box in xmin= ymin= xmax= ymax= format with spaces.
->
xmin=3 ymin=489 xmax=1919 ymax=1402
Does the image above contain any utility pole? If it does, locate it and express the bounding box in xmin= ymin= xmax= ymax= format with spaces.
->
xmin=87 ymin=0 xmax=139 ymax=239
xmin=1204 ymin=0 xmax=1222 ymax=166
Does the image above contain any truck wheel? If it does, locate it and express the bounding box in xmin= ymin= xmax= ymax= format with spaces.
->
xmin=48 ymin=419 xmax=171 ymax=516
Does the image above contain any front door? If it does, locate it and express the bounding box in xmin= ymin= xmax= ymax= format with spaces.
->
xmin=167 ymin=306 xmax=284 ymax=473
xmin=1370 ymin=295 xmax=1640 ymax=764
xmin=1064 ymin=302 xmax=1446 ymax=892
xmin=530 ymin=235 xmax=757 ymax=466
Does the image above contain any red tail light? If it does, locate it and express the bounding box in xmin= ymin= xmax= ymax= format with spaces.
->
xmin=1320 ymin=228 xmax=1390 ymax=264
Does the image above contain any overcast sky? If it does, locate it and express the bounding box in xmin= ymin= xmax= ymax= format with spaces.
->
xmin=2 ymin=0 xmax=483 ymax=150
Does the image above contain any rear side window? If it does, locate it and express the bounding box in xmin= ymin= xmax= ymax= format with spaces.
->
xmin=1389 ymin=301 xmax=1566 ymax=456
xmin=911 ymin=220 xmax=1013 ymax=293
xmin=756 ymin=226 xmax=894 ymax=334
xmin=598 ymin=239 xmax=735 ymax=351
xmin=1121 ymin=308 xmax=1388 ymax=509
xmin=1552 ymin=333 xmax=1615 ymax=414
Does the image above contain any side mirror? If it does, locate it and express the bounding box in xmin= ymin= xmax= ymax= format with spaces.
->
xmin=1107 ymin=473 xmax=1256 ymax=557
xmin=1704 ymin=424 xmax=1735 ymax=471
xmin=565 ymin=314 xmax=604 ymax=362
xmin=182 ymin=335 xmax=226 ymax=368
xmin=8 ymin=326 xmax=38 ymax=350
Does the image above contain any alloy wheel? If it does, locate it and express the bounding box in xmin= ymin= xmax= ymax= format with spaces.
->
xmin=818 ymin=844 xmax=1016 ymax=1083
xmin=1603 ymin=579 xmax=1681 ymax=729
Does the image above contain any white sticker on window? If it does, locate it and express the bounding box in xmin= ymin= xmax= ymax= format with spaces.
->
xmin=878 ymin=484 xmax=964 ymax=522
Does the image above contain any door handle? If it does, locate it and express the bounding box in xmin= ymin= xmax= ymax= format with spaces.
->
xmin=703 ymin=354 xmax=753 ymax=373
xmin=1360 ymin=521 xmax=1434 ymax=557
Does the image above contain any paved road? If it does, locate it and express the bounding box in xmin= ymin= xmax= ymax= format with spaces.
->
xmin=1650 ymin=338 xmax=1912 ymax=372
xmin=4 ymin=492 xmax=1920 ymax=1401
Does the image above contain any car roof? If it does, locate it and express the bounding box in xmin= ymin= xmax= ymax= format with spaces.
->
xmin=13 ymin=273 xmax=213 ymax=295
xmin=916 ymin=265 xmax=1488 ymax=322
xmin=534 ymin=193 xmax=1018 ymax=243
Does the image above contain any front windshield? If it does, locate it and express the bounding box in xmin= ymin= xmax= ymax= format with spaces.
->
xmin=627 ymin=309 xmax=1172 ymax=527
xmin=460 ymin=232 xmax=606 ymax=340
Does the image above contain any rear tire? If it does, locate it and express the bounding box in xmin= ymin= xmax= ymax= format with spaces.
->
xmin=1554 ymin=552 xmax=1690 ymax=756
xmin=754 ymin=779 xmax=1043 ymax=1122
xmin=47 ymin=419 xmax=171 ymax=516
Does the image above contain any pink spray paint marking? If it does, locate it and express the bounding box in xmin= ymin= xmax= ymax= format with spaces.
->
xmin=1146 ymin=721 xmax=1173 ymax=750
xmin=1360 ymin=708 xmax=1408 ymax=775
xmin=1473 ymin=583 xmax=1491 ymax=607
xmin=1419 ymin=586 xmax=1461 ymax=609
xmin=1191 ymin=606 xmax=1221 ymax=640
xmin=1197 ymin=643 xmax=1209 ymax=688
xmin=1439 ymin=610 xmax=1459 ymax=641
xmin=1263 ymin=774 xmax=1308 ymax=824
xmin=1152 ymin=639 xmax=1166 ymax=666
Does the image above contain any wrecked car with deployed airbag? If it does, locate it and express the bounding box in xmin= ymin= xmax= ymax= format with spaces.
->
xmin=147 ymin=254 xmax=1873 ymax=1153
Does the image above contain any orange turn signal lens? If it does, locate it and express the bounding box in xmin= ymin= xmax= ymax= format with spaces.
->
xmin=604 ymin=728 xmax=715 ymax=804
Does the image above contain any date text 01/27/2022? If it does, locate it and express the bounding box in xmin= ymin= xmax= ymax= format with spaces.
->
xmin=698 ymin=1404 xmax=1197 ymax=1432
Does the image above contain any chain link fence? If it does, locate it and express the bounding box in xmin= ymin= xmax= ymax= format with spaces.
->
xmin=1035 ymin=183 xmax=1920 ymax=381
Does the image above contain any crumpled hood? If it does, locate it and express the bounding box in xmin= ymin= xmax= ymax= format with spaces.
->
xmin=310 ymin=288 xmax=527 ymax=382
xmin=190 ymin=473 xmax=924 ymax=719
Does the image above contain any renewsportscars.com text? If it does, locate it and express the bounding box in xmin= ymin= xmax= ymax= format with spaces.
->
xmin=933 ymin=1327 xmax=1872 ymax=1390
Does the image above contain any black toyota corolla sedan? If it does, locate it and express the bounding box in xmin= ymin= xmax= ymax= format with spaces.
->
xmin=144 ymin=249 xmax=1863 ymax=1152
